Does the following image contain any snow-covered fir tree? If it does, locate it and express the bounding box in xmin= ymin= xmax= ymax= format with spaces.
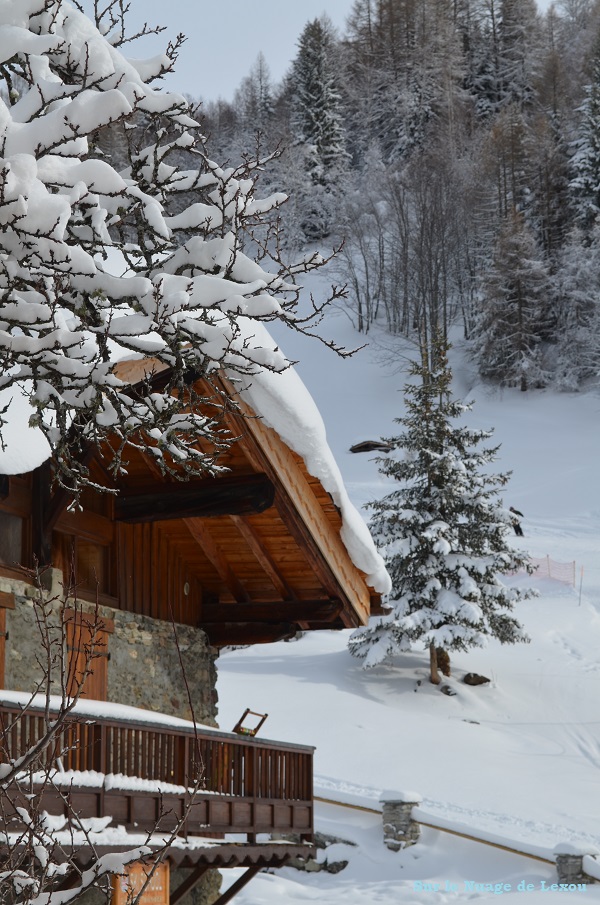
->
xmin=553 ymin=225 xmax=600 ymax=389
xmin=234 ymin=52 xmax=275 ymax=142
xmin=473 ymin=210 xmax=554 ymax=391
xmin=569 ymin=51 xmax=600 ymax=232
xmin=348 ymin=338 xmax=533 ymax=678
xmin=0 ymin=0 xmax=345 ymax=500
xmin=289 ymin=17 xmax=348 ymax=238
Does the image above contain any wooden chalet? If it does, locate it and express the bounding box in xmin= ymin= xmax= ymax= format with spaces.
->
xmin=0 ymin=366 xmax=387 ymax=904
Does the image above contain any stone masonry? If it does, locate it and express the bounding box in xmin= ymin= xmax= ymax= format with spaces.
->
xmin=2 ymin=569 xmax=218 ymax=725
xmin=380 ymin=794 xmax=422 ymax=851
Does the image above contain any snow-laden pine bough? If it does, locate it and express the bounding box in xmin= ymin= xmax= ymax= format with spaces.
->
xmin=0 ymin=0 xmax=349 ymax=504
xmin=348 ymin=336 xmax=537 ymax=680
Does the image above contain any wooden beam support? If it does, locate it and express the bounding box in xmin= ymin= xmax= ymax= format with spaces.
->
xmin=209 ymin=866 xmax=261 ymax=905
xmin=202 ymin=621 xmax=299 ymax=647
xmin=202 ymin=600 xmax=342 ymax=625
xmin=170 ymin=864 xmax=211 ymax=905
xmin=184 ymin=518 xmax=249 ymax=604
xmin=31 ymin=462 xmax=52 ymax=567
xmin=229 ymin=514 xmax=296 ymax=600
xmin=115 ymin=473 xmax=274 ymax=523
xmin=214 ymin=375 xmax=371 ymax=627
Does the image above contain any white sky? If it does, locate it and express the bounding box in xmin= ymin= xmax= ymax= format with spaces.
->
xmin=114 ymin=0 xmax=358 ymax=102
xmin=105 ymin=0 xmax=555 ymax=103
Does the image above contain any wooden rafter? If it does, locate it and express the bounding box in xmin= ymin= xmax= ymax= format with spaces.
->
xmin=215 ymin=376 xmax=371 ymax=627
xmin=184 ymin=518 xmax=249 ymax=604
xmin=201 ymin=600 xmax=342 ymax=625
xmin=115 ymin=474 xmax=274 ymax=523
xmin=202 ymin=621 xmax=299 ymax=646
xmin=229 ymin=514 xmax=296 ymax=600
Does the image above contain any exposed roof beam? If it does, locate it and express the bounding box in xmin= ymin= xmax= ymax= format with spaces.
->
xmin=214 ymin=376 xmax=370 ymax=627
xmin=115 ymin=473 xmax=274 ymax=523
xmin=202 ymin=622 xmax=299 ymax=647
xmin=229 ymin=514 xmax=297 ymax=600
xmin=184 ymin=518 xmax=249 ymax=604
xmin=201 ymin=600 xmax=342 ymax=625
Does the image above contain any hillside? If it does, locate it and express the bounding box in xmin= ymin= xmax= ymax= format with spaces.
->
xmin=216 ymin=294 xmax=600 ymax=902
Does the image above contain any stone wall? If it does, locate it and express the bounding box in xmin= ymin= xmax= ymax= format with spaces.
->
xmin=107 ymin=609 xmax=217 ymax=725
xmin=1 ymin=570 xmax=219 ymax=725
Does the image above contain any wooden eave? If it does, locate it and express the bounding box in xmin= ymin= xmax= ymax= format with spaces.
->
xmin=1 ymin=363 xmax=377 ymax=643
xmin=215 ymin=374 xmax=373 ymax=627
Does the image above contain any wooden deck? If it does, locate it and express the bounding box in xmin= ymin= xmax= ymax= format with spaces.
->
xmin=0 ymin=702 xmax=314 ymax=852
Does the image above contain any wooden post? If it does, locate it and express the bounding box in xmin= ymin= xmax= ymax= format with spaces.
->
xmin=209 ymin=866 xmax=260 ymax=905
xmin=429 ymin=641 xmax=441 ymax=685
xmin=170 ymin=865 xmax=211 ymax=905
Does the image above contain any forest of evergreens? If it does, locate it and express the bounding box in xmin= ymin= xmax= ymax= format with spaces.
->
xmin=199 ymin=0 xmax=600 ymax=392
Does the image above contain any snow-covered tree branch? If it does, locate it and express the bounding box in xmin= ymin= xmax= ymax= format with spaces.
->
xmin=0 ymin=0 xmax=347 ymax=500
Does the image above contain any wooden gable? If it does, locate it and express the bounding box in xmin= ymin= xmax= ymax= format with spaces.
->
xmin=0 ymin=371 xmax=379 ymax=646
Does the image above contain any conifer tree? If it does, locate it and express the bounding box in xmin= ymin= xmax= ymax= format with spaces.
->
xmin=348 ymin=338 xmax=533 ymax=678
xmin=570 ymin=53 xmax=600 ymax=232
xmin=473 ymin=210 xmax=554 ymax=391
xmin=289 ymin=17 xmax=348 ymax=238
xmin=235 ymin=52 xmax=275 ymax=139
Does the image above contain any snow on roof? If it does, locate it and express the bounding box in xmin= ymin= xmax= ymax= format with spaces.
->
xmin=0 ymin=320 xmax=390 ymax=595
xmin=237 ymin=320 xmax=391 ymax=595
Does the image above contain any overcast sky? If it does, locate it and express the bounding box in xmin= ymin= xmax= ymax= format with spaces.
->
xmin=115 ymin=0 xmax=554 ymax=103
xmin=113 ymin=0 xmax=356 ymax=101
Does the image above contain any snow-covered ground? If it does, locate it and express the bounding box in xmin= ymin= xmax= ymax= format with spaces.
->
xmin=216 ymin=287 xmax=600 ymax=902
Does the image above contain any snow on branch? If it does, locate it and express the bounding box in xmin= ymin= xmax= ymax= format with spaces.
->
xmin=0 ymin=0 xmax=347 ymax=501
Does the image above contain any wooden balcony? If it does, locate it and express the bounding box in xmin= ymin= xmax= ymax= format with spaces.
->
xmin=0 ymin=700 xmax=314 ymax=869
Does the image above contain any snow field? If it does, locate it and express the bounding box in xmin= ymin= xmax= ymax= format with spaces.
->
xmin=218 ymin=286 xmax=600 ymax=901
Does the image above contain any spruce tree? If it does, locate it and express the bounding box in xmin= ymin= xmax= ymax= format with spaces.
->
xmin=473 ymin=209 xmax=554 ymax=391
xmin=348 ymin=338 xmax=533 ymax=678
xmin=570 ymin=54 xmax=600 ymax=233
xmin=289 ymin=17 xmax=348 ymax=238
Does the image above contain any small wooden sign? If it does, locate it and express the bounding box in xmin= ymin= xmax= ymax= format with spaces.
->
xmin=112 ymin=860 xmax=169 ymax=905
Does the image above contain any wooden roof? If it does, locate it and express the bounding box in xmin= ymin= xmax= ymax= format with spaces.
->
xmin=5 ymin=367 xmax=380 ymax=646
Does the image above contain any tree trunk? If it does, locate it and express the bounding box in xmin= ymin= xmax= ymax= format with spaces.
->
xmin=429 ymin=640 xmax=441 ymax=685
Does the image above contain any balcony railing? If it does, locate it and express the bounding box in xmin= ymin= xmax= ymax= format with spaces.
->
xmin=0 ymin=702 xmax=314 ymax=843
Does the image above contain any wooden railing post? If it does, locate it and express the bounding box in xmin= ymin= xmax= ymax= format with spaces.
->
xmin=92 ymin=721 xmax=106 ymax=775
xmin=176 ymin=733 xmax=189 ymax=787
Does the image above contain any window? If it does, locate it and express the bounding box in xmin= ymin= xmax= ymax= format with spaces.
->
xmin=0 ymin=511 xmax=23 ymax=568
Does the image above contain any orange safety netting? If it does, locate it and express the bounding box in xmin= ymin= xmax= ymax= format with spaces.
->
xmin=512 ymin=556 xmax=576 ymax=586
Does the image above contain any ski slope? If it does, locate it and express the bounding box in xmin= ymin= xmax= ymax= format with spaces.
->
xmin=217 ymin=296 xmax=600 ymax=902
